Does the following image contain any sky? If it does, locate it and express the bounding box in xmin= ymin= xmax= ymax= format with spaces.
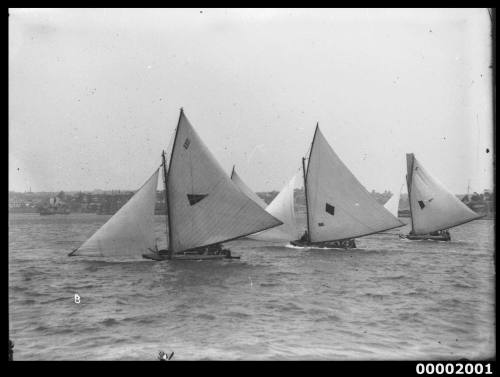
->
xmin=9 ymin=8 xmax=494 ymax=194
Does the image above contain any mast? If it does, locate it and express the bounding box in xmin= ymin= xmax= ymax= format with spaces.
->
xmin=302 ymin=122 xmax=319 ymax=243
xmin=302 ymin=156 xmax=311 ymax=242
xmin=406 ymin=153 xmax=415 ymax=234
xmin=165 ymin=107 xmax=184 ymax=258
xmin=161 ymin=150 xmax=169 ymax=253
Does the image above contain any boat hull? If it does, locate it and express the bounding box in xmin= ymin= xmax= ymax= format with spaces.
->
xmin=290 ymin=239 xmax=357 ymax=249
xmin=142 ymin=246 xmax=239 ymax=261
xmin=399 ymin=233 xmax=451 ymax=241
xmin=142 ymin=252 xmax=233 ymax=261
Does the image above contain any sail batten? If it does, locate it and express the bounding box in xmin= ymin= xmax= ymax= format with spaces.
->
xmin=166 ymin=111 xmax=283 ymax=252
xmin=71 ymin=169 xmax=160 ymax=257
xmin=406 ymin=153 xmax=482 ymax=234
xmin=305 ymin=126 xmax=404 ymax=242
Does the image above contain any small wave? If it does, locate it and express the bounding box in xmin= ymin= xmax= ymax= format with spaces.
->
xmin=441 ymin=298 xmax=463 ymax=306
xmin=40 ymin=297 xmax=68 ymax=304
xmin=260 ymin=283 xmax=279 ymax=287
xmin=136 ymin=317 xmax=156 ymax=325
xmin=385 ymin=275 xmax=406 ymax=280
xmin=121 ymin=316 xmax=156 ymax=325
xmin=20 ymin=299 xmax=37 ymax=305
xmin=51 ymin=327 xmax=76 ymax=335
xmin=84 ymin=265 xmax=99 ymax=272
xmin=363 ymin=293 xmax=386 ymax=300
xmin=269 ymin=271 xmax=299 ymax=278
xmin=74 ymin=284 xmax=96 ymax=289
xmin=398 ymin=312 xmax=422 ymax=321
xmin=453 ymin=283 xmax=475 ymax=289
xmin=281 ymin=302 xmax=305 ymax=313
xmin=226 ymin=311 xmax=251 ymax=319
xmin=101 ymin=318 xmax=119 ymax=327
xmin=197 ymin=313 xmax=216 ymax=320
xmin=326 ymin=314 xmax=341 ymax=321
xmin=174 ymin=303 xmax=190 ymax=310
xmin=9 ymin=285 xmax=29 ymax=292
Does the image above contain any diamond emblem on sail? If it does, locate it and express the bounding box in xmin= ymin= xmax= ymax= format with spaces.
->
xmin=325 ymin=203 xmax=335 ymax=216
xmin=183 ymin=138 xmax=190 ymax=149
xmin=187 ymin=194 xmax=208 ymax=206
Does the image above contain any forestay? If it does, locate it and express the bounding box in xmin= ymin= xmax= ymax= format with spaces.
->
xmin=406 ymin=153 xmax=482 ymax=234
xmin=306 ymin=126 xmax=404 ymax=242
xmin=72 ymin=169 xmax=160 ymax=257
xmin=167 ymin=111 xmax=283 ymax=252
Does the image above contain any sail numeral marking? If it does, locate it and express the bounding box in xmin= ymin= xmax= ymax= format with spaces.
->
xmin=183 ymin=138 xmax=191 ymax=149
xmin=418 ymin=200 xmax=425 ymax=209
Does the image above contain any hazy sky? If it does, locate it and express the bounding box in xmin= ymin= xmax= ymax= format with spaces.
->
xmin=9 ymin=8 xmax=494 ymax=194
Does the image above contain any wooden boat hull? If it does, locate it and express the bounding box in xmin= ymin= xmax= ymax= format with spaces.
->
xmin=290 ymin=239 xmax=357 ymax=249
xmin=142 ymin=247 xmax=240 ymax=261
xmin=142 ymin=252 xmax=232 ymax=261
xmin=399 ymin=233 xmax=451 ymax=241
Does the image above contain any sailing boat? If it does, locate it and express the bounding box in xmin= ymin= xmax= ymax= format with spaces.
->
xmin=399 ymin=153 xmax=483 ymax=241
xmin=70 ymin=109 xmax=283 ymax=260
xmin=289 ymin=124 xmax=405 ymax=249
xmin=231 ymin=168 xmax=302 ymax=242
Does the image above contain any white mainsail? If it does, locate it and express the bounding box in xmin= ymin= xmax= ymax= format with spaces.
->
xmin=230 ymin=168 xmax=268 ymax=209
xmin=71 ymin=169 xmax=160 ymax=257
xmin=166 ymin=110 xmax=283 ymax=252
xmin=406 ymin=153 xmax=482 ymax=234
xmin=305 ymin=126 xmax=404 ymax=242
xmin=231 ymin=169 xmax=301 ymax=241
xmin=384 ymin=183 xmax=404 ymax=218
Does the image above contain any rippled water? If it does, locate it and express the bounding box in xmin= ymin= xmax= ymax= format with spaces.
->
xmin=8 ymin=213 xmax=495 ymax=360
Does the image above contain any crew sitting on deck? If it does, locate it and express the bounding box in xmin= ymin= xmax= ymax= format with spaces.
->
xmin=299 ymin=231 xmax=309 ymax=243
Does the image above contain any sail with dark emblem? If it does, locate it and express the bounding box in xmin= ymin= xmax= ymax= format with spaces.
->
xmin=304 ymin=125 xmax=404 ymax=242
xmin=405 ymin=153 xmax=482 ymax=234
xmin=166 ymin=110 xmax=283 ymax=252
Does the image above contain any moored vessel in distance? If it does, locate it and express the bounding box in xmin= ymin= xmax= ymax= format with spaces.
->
xmin=69 ymin=108 xmax=282 ymax=260
xmin=399 ymin=153 xmax=484 ymax=241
